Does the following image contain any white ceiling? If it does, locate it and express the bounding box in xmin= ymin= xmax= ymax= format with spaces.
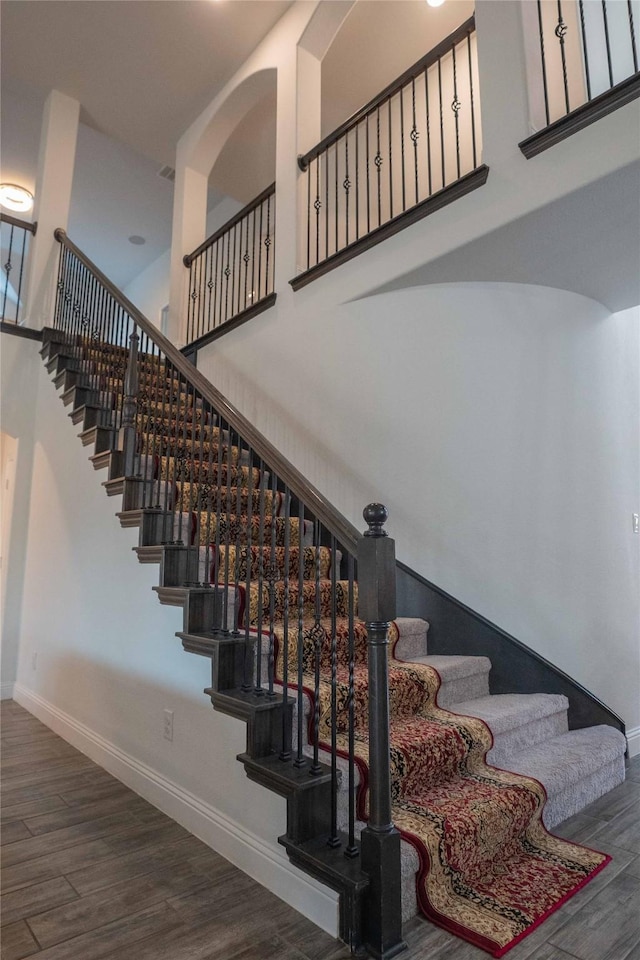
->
xmin=0 ymin=0 xmax=293 ymax=287
xmin=0 ymin=0 xmax=473 ymax=289
xmin=1 ymin=0 xmax=293 ymax=169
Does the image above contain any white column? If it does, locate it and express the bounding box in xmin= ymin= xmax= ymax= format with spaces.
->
xmin=168 ymin=160 xmax=208 ymax=346
xmin=24 ymin=90 xmax=80 ymax=329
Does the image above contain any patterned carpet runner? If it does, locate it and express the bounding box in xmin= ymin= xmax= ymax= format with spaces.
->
xmin=86 ymin=342 xmax=609 ymax=957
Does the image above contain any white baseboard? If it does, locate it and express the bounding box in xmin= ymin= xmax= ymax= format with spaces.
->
xmin=1 ymin=681 xmax=15 ymax=700
xmin=13 ymin=683 xmax=339 ymax=936
xmin=626 ymin=725 xmax=640 ymax=758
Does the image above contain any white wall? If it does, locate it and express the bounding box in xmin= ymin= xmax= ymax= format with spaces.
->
xmin=197 ymin=283 xmax=640 ymax=738
xmin=10 ymin=350 xmax=338 ymax=934
xmin=0 ymin=334 xmax=40 ymax=698
xmin=123 ymin=197 xmax=244 ymax=324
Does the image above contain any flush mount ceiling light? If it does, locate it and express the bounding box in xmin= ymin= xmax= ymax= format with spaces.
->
xmin=426 ymin=0 xmax=446 ymax=6
xmin=0 ymin=183 xmax=34 ymax=213
xmin=128 ymin=235 xmax=146 ymax=245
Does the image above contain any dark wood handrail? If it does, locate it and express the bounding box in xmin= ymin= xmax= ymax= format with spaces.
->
xmin=298 ymin=15 xmax=476 ymax=169
xmin=183 ymin=182 xmax=276 ymax=267
xmin=54 ymin=227 xmax=361 ymax=555
xmin=1 ymin=212 xmax=37 ymax=234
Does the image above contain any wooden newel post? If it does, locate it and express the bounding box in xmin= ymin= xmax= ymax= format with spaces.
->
xmin=120 ymin=330 xmax=139 ymax=477
xmin=358 ymin=504 xmax=406 ymax=959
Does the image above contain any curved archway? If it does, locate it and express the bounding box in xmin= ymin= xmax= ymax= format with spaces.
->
xmin=188 ymin=67 xmax=277 ymax=183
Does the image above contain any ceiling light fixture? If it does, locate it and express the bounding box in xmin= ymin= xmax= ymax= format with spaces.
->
xmin=128 ymin=235 xmax=146 ymax=245
xmin=0 ymin=183 xmax=34 ymax=214
xmin=426 ymin=0 xmax=446 ymax=6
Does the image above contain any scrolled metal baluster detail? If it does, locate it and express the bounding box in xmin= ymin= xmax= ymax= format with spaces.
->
xmin=555 ymin=1 xmax=571 ymax=115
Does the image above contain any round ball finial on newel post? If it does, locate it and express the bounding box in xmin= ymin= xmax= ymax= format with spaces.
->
xmin=363 ymin=502 xmax=389 ymax=537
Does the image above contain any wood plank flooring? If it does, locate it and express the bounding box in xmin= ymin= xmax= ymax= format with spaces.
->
xmin=2 ymin=701 xmax=639 ymax=960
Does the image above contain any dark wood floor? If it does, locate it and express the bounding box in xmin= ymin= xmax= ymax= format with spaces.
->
xmin=1 ymin=700 xmax=639 ymax=960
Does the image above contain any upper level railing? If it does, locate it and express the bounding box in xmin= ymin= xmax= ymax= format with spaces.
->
xmin=183 ymin=183 xmax=275 ymax=349
xmin=293 ymin=16 xmax=486 ymax=288
xmin=521 ymin=0 xmax=640 ymax=156
xmin=1 ymin=213 xmax=36 ymax=324
xmin=53 ymin=227 xmax=403 ymax=956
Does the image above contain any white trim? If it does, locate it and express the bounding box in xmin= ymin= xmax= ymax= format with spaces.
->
xmin=13 ymin=683 xmax=339 ymax=936
xmin=626 ymin=725 xmax=640 ymax=758
xmin=1 ymin=681 xmax=15 ymax=700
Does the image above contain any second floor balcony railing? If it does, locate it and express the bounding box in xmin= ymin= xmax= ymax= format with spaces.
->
xmin=183 ymin=183 xmax=275 ymax=348
xmin=1 ymin=212 xmax=36 ymax=324
xmin=293 ymin=15 xmax=486 ymax=287
xmin=521 ymin=0 xmax=640 ymax=155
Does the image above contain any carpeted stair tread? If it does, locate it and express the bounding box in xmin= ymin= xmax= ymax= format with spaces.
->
xmin=450 ymin=693 xmax=569 ymax=737
xmin=408 ymin=654 xmax=491 ymax=707
xmin=503 ymin=726 xmax=626 ymax=828
xmin=503 ymin=726 xmax=626 ymax=789
xmin=449 ymin=693 xmax=570 ymax=768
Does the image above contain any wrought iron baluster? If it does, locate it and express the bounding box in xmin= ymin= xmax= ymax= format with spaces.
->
xmin=315 ymin=156 xmax=321 ymax=268
xmin=399 ymin=89 xmax=406 ymax=213
xmin=537 ymin=0 xmax=551 ymax=126
xmin=345 ymin=552 xmax=358 ymax=858
xmin=366 ymin=113 xmax=371 ymax=235
xmin=306 ymin=156 xmax=312 ymax=271
xmin=242 ymin=448 xmax=255 ymax=692
xmin=211 ymin=409 xmax=225 ymax=625
xmin=2 ymin=223 xmax=15 ymax=321
xmin=437 ymin=56 xmax=446 ymax=189
xmin=280 ymin=486 xmax=292 ymax=761
xmin=328 ymin=533 xmax=340 ymax=848
xmin=250 ymin=208 xmax=257 ymax=309
xmin=556 ymin=1 xmax=571 ymax=114
xmin=257 ymin=200 xmax=264 ymax=308
xmin=375 ymin=108 xmax=382 ymax=228
xmin=242 ymin=214 xmax=249 ymax=312
xmin=344 ymin=133 xmax=350 ymax=249
xmin=467 ymin=32 xmax=478 ymax=170
xmin=231 ymin=222 xmax=238 ymax=319
xmin=424 ymin=65 xmax=433 ymax=197
xmin=267 ymin=470 xmax=278 ymax=697
xmin=294 ymin=499 xmax=306 ymax=768
xmin=452 ymin=42 xmax=462 ymax=180
xmin=310 ymin=517 xmax=322 ymax=777
xmin=411 ymin=77 xmax=419 ymax=206
xmin=629 ymin=0 xmax=639 ymax=73
xmin=221 ymin=426 xmax=234 ymax=635
xmin=601 ymin=0 xmax=614 ymax=89
xmin=334 ymin=141 xmax=339 ymax=257
xmin=255 ymin=459 xmax=267 ymax=695
xmin=388 ymin=96 xmax=394 ymax=219
xmin=578 ymin=1 xmax=592 ymax=102
xmin=324 ymin=148 xmax=329 ymax=263
xmin=223 ymin=231 xmax=232 ymax=325
xmin=355 ymin=122 xmax=360 ymax=242
xmin=264 ymin=192 xmax=272 ymax=300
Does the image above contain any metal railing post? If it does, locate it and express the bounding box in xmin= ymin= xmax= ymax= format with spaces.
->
xmin=120 ymin=329 xmax=139 ymax=477
xmin=358 ymin=503 xmax=406 ymax=960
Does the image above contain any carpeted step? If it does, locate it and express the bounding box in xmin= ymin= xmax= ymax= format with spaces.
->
xmin=157 ymin=455 xmax=262 ymax=487
xmin=449 ymin=693 xmax=569 ymax=769
xmin=177 ymin=482 xmax=283 ymax=516
xmin=501 ymin=725 xmax=627 ymax=828
xmin=194 ymin=512 xmax=314 ymax=548
xmin=406 ymin=654 xmax=491 ymax=707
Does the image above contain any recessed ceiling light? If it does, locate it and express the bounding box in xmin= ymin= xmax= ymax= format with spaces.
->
xmin=0 ymin=183 xmax=34 ymax=213
xmin=426 ymin=0 xmax=446 ymax=6
xmin=128 ymin=235 xmax=146 ymax=245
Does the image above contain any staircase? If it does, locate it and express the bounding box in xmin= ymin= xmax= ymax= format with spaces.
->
xmin=42 ymin=230 xmax=627 ymax=959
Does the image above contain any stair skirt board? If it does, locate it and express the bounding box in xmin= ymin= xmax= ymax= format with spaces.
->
xmin=11 ymin=683 xmax=341 ymax=937
xmin=43 ymin=334 xmax=628 ymax=959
